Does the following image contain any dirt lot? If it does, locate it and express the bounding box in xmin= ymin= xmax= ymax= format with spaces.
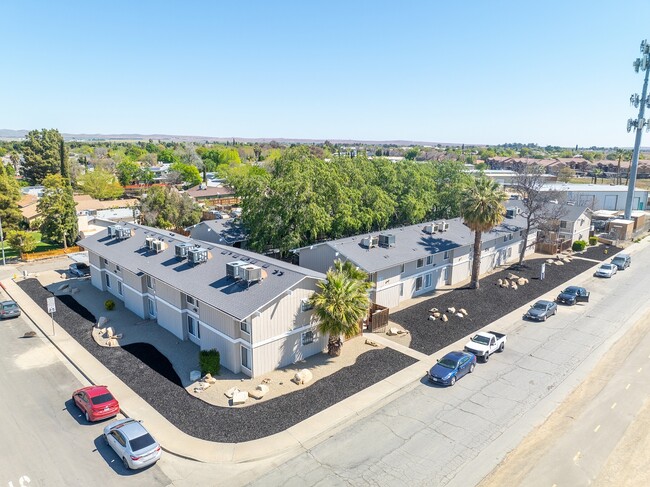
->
xmin=390 ymin=248 xmax=620 ymax=355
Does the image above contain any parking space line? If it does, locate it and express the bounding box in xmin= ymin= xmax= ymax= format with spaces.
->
xmin=594 ymin=424 xmax=601 ymax=433
xmin=626 ymin=383 xmax=631 ymax=390
xmin=611 ymin=402 xmax=617 ymax=409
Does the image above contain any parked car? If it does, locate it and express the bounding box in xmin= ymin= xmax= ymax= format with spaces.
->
xmin=103 ymin=419 xmax=162 ymax=470
xmin=556 ymin=286 xmax=590 ymax=305
xmin=427 ymin=351 xmax=476 ymax=386
xmin=68 ymin=262 xmax=90 ymax=277
xmin=611 ymin=254 xmax=631 ymax=270
xmin=0 ymin=300 xmax=21 ymax=319
xmin=524 ymin=300 xmax=557 ymax=321
xmin=72 ymin=385 xmax=119 ymax=422
xmin=463 ymin=331 xmax=506 ymax=362
xmin=595 ymin=263 xmax=618 ymax=278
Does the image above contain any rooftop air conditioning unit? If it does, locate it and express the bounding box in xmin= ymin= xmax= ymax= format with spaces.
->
xmin=241 ymin=264 xmax=262 ymax=283
xmin=226 ymin=260 xmax=247 ymax=279
xmin=175 ymin=243 xmax=191 ymax=259
xmin=438 ymin=221 xmax=449 ymax=232
xmin=145 ymin=236 xmax=155 ymax=249
xmin=115 ymin=227 xmax=131 ymax=239
xmin=152 ymin=240 xmax=164 ymax=253
xmin=505 ymin=208 xmax=516 ymax=219
xmin=188 ymin=248 xmax=208 ymax=264
xmin=424 ymin=223 xmax=438 ymax=234
xmin=378 ymin=233 xmax=396 ymax=248
xmin=107 ymin=225 xmax=120 ymax=238
xmin=361 ymin=235 xmax=379 ymax=248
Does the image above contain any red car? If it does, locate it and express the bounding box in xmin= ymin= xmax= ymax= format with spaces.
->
xmin=72 ymin=385 xmax=120 ymax=422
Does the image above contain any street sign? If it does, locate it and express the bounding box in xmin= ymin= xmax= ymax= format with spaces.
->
xmin=540 ymin=263 xmax=546 ymax=280
xmin=46 ymin=297 xmax=56 ymax=314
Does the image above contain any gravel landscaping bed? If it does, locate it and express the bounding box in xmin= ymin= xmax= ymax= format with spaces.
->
xmin=576 ymin=243 xmax=623 ymax=261
xmin=390 ymin=251 xmax=621 ymax=356
xmin=18 ymin=279 xmax=416 ymax=442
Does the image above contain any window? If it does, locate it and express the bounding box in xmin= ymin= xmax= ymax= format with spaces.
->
xmin=186 ymin=295 xmax=196 ymax=306
xmin=117 ymin=281 xmax=123 ymax=296
xmin=507 ymin=247 xmax=512 ymax=257
xmin=148 ymin=298 xmax=156 ymax=317
xmin=103 ymin=258 xmax=108 ymax=265
xmin=415 ymin=276 xmax=423 ymax=291
xmin=188 ymin=316 xmax=200 ymax=338
xmin=520 ymin=230 xmax=523 ymax=237
xmin=147 ymin=275 xmax=155 ymax=290
xmin=241 ymin=346 xmax=250 ymax=369
xmin=426 ymin=255 xmax=433 ymax=266
xmin=425 ymin=273 xmax=432 ymax=288
xmin=240 ymin=320 xmax=249 ymax=334
xmin=503 ymin=235 xmax=508 ymax=242
xmin=115 ymin=265 xmax=120 ymax=272
xmin=443 ymin=251 xmax=450 ymax=260
xmin=509 ymin=234 xmax=513 ymax=241
xmin=560 ymin=220 xmax=567 ymax=229
xmin=105 ymin=274 xmax=111 ymax=288
xmin=400 ymin=263 xmax=405 ymax=274
xmin=416 ymin=258 xmax=424 ymax=268
xmin=399 ymin=283 xmax=404 ymax=297
xmin=301 ymin=330 xmax=315 ymax=345
xmin=301 ymin=298 xmax=314 ymax=312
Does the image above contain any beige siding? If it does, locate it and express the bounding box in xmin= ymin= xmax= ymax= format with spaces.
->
xmin=200 ymin=326 xmax=240 ymax=374
xmin=122 ymin=269 xmax=144 ymax=293
xmin=252 ymin=331 xmax=326 ymax=377
xmin=298 ymin=245 xmax=339 ymax=274
xmin=154 ymin=280 xmax=182 ymax=308
xmin=253 ymin=279 xmax=320 ymax=343
xmin=199 ymin=303 xmax=238 ymax=339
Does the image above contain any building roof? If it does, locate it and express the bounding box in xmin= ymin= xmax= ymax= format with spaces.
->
xmin=185 ymin=183 xmax=236 ymax=199
xmin=78 ymin=223 xmax=324 ymax=320
xmin=18 ymin=194 xmax=37 ymax=208
xmin=541 ymin=183 xmax=648 ymax=193
xmin=188 ymin=219 xmax=248 ymax=245
xmin=299 ymin=201 xmax=529 ymax=274
xmin=74 ymin=195 xmax=138 ymax=212
xmin=555 ymin=203 xmax=592 ymax=221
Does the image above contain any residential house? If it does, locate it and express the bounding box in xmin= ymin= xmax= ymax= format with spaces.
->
xmin=78 ymin=224 xmax=326 ymax=377
xmin=185 ymin=181 xmax=239 ymax=209
xmin=557 ymin=205 xmax=592 ymax=243
xmin=540 ymin=183 xmax=649 ymax=211
xmin=297 ymin=201 xmax=536 ymax=309
xmin=536 ymin=203 xmax=592 ymax=253
xmin=187 ymin=219 xmax=248 ymax=248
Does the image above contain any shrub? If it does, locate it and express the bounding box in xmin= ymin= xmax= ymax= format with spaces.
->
xmin=588 ymin=236 xmax=598 ymax=246
xmin=104 ymin=299 xmax=115 ymax=311
xmin=199 ymin=349 xmax=221 ymax=375
xmin=572 ymin=240 xmax=587 ymax=252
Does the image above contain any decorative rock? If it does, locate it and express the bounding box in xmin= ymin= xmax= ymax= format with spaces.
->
xmin=293 ymin=369 xmax=313 ymax=385
xmin=97 ymin=316 xmax=109 ymax=328
xmin=502 ymin=280 xmax=510 ymax=288
xmin=546 ymin=259 xmax=555 ymax=264
xmin=447 ymin=307 xmax=456 ymax=314
xmin=455 ymin=312 xmax=464 ymax=318
xmin=429 ymin=307 xmax=438 ymax=313
xmin=57 ymin=283 xmax=70 ymax=291
xmin=224 ymin=387 xmax=239 ymax=399
xmin=190 ymin=370 xmax=202 ymax=382
xmin=232 ymin=390 xmax=248 ymax=405
xmin=511 ymin=282 xmax=518 ymax=290
xmin=441 ymin=314 xmax=448 ymax=322
xmin=105 ymin=327 xmax=114 ymax=338
xmin=365 ymin=339 xmax=379 ymax=347
xmin=23 ymin=331 xmax=37 ymax=338
xmin=497 ymin=279 xmax=503 ymax=286
xmin=517 ymin=277 xmax=526 ymax=286
xmin=433 ymin=312 xmax=441 ymax=318
xmin=428 ymin=315 xmax=435 ymax=321
xmin=387 ymin=327 xmax=400 ymax=336
xmin=459 ymin=308 xmax=468 ymax=316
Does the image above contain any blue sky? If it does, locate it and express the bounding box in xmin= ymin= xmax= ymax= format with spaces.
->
xmin=2 ymin=0 xmax=650 ymax=147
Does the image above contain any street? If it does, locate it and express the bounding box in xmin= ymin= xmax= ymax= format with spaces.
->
xmin=252 ymin=245 xmax=650 ymax=486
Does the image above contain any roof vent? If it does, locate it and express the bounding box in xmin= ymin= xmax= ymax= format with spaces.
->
xmin=188 ymin=247 xmax=208 ymax=265
xmin=361 ymin=235 xmax=379 ymax=248
xmin=378 ymin=233 xmax=395 ymax=248
xmin=226 ymin=260 xmax=247 ymax=278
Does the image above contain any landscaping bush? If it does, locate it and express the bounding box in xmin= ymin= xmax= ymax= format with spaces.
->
xmin=589 ymin=236 xmax=598 ymax=246
xmin=572 ymin=240 xmax=587 ymax=251
xmin=199 ymin=349 xmax=221 ymax=375
xmin=104 ymin=299 xmax=115 ymax=311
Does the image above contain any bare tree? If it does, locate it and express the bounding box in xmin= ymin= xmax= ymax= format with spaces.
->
xmin=512 ymin=167 xmax=567 ymax=266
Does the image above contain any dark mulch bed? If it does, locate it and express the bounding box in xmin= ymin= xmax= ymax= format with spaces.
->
xmin=576 ymin=243 xmax=623 ymax=262
xmin=57 ymin=294 xmax=97 ymax=323
xmin=18 ymin=279 xmax=416 ymax=442
xmin=122 ymin=343 xmax=183 ymax=388
xmin=390 ymin=251 xmax=622 ymax=356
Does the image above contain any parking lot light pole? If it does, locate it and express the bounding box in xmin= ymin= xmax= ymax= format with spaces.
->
xmin=625 ymin=40 xmax=650 ymax=220
xmin=0 ymin=215 xmax=6 ymax=266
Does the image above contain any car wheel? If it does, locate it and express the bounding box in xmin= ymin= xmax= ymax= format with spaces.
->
xmin=553 ymin=308 xmax=557 ymax=316
xmin=122 ymin=457 xmax=130 ymax=470
xmin=498 ymin=342 xmax=505 ymax=352
xmin=85 ymin=412 xmax=90 ymax=422
xmin=469 ymin=363 xmax=475 ymax=373
xmin=483 ymin=353 xmax=490 ymax=363
xmin=449 ymin=376 xmax=456 ymax=386
xmin=542 ymin=314 xmax=547 ymax=322
xmin=103 ymin=434 xmax=109 ymax=445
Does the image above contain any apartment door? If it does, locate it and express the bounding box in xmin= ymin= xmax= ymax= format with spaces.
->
xmin=603 ymin=195 xmax=618 ymax=210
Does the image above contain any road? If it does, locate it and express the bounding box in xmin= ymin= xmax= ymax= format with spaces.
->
xmin=252 ymin=244 xmax=650 ymax=486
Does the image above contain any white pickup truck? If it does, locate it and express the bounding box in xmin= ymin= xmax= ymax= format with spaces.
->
xmin=463 ymin=331 xmax=506 ymax=362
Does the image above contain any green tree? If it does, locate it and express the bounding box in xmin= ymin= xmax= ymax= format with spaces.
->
xmin=6 ymin=230 xmax=37 ymax=259
xmin=557 ymin=166 xmax=576 ymax=183
xmin=21 ymin=129 xmax=65 ymax=184
xmin=38 ymin=174 xmax=79 ymax=248
xmin=77 ymin=169 xmax=125 ymax=200
xmin=309 ymin=259 xmax=371 ymax=356
xmin=170 ymin=162 xmax=202 ymax=187
xmin=404 ymin=148 xmax=420 ymax=160
xmin=139 ymin=186 xmax=201 ymax=229
xmin=116 ymin=160 xmax=141 ymax=185
xmin=460 ymin=177 xmax=507 ymax=289
xmin=0 ymin=163 xmax=23 ymax=232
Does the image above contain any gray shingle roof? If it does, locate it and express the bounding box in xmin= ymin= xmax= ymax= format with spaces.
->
xmin=300 ymin=202 xmax=529 ymax=273
xmin=79 ymin=223 xmax=324 ymax=320
xmin=188 ymin=219 xmax=248 ymax=245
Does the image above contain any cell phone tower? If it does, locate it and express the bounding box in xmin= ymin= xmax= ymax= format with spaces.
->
xmin=625 ymin=39 xmax=650 ymax=219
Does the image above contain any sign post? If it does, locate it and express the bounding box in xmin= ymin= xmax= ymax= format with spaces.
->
xmin=540 ymin=263 xmax=546 ymax=281
xmin=46 ymin=297 xmax=56 ymax=336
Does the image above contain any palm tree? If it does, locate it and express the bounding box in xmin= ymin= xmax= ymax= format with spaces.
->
xmin=310 ymin=259 xmax=371 ymax=356
xmin=592 ymin=168 xmax=603 ymax=184
xmin=460 ymin=177 xmax=507 ymax=289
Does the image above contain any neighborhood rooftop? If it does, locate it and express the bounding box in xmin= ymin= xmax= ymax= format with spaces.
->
xmin=78 ymin=223 xmax=324 ymax=320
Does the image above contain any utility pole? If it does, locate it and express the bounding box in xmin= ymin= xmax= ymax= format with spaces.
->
xmin=0 ymin=216 xmax=5 ymax=266
xmin=625 ymin=40 xmax=650 ymax=219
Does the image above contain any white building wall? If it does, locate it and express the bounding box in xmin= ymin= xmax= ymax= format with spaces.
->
xmin=200 ymin=326 xmax=240 ymax=374
xmin=298 ymin=244 xmax=340 ymax=274
xmin=155 ymin=298 xmax=184 ymax=340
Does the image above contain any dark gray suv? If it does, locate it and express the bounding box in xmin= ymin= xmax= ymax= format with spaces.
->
xmin=611 ymin=254 xmax=631 ymax=270
xmin=0 ymin=300 xmax=21 ymax=319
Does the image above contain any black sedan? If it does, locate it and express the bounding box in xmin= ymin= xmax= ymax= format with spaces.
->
xmin=524 ymin=300 xmax=557 ymax=321
xmin=556 ymin=286 xmax=590 ymax=305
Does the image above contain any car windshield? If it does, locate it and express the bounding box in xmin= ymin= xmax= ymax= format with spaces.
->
xmin=438 ymin=358 xmax=458 ymax=369
xmin=533 ymin=303 xmax=547 ymax=310
xmin=90 ymin=392 xmax=114 ymax=405
xmin=601 ymin=264 xmax=614 ymax=270
xmin=612 ymin=257 xmax=624 ymax=263
xmin=563 ymin=288 xmax=579 ymax=295
xmin=129 ymin=433 xmax=156 ymax=451
xmin=472 ymin=335 xmax=490 ymax=345
xmin=3 ymin=303 xmax=18 ymax=310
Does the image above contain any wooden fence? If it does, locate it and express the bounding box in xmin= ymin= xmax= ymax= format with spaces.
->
xmin=23 ymin=246 xmax=82 ymax=261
